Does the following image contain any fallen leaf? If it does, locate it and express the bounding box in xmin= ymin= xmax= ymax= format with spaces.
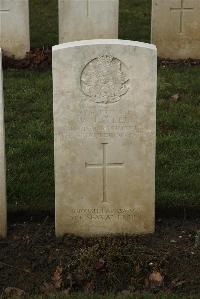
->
xmin=121 ymin=289 xmax=131 ymax=295
xmin=52 ymin=266 xmax=63 ymax=289
xmin=170 ymin=94 xmax=179 ymax=102
xmin=95 ymin=258 xmax=106 ymax=270
xmin=84 ymin=281 xmax=95 ymax=294
xmin=62 ymin=288 xmax=71 ymax=296
xmin=171 ymin=279 xmax=186 ymax=288
xmin=66 ymin=273 xmax=73 ymax=288
xmin=40 ymin=282 xmax=55 ymax=294
xmin=4 ymin=287 xmax=25 ymax=297
xmin=170 ymin=239 xmax=177 ymax=243
xmin=146 ymin=271 xmax=164 ymax=291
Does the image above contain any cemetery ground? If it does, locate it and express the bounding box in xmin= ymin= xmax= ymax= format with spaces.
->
xmin=0 ymin=0 xmax=200 ymax=297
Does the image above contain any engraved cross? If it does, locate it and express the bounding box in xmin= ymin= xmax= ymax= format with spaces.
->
xmin=170 ymin=0 xmax=194 ymax=33
xmin=85 ymin=143 xmax=124 ymax=203
xmin=0 ymin=8 xmax=9 ymax=14
xmin=0 ymin=3 xmax=10 ymax=14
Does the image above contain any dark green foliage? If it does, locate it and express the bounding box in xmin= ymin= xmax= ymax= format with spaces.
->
xmin=156 ymin=67 xmax=200 ymax=210
xmin=119 ymin=0 xmax=151 ymax=42
xmin=29 ymin=0 xmax=58 ymax=48
xmin=4 ymin=70 xmax=54 ymax=212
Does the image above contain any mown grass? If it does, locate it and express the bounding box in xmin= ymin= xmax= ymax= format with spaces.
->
xmin=4 ymin=70 xmax=54 ymax=213
xmin=156 ymin=66 xmax=200 ymax=210
xmin=119 ymin=0 xmax=151 ymax=42
xmin=29 ymin=0 xmax=58 ymax=48
xmin=3 ymin=66 xmax=200 ymax=213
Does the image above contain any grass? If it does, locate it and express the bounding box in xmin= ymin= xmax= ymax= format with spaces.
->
xmin=2 ymin=0 xmax=200 ymax=214
xmin=4 ymin=70 xmax=54 ymax=213
xmin=119 ymin=0 xmax=151 ymax=42
xmin=156 ymin=66 xmax=200 ymax=210
xmin=29 ymin=0 xmax=58 ymax=48
xmin=4 ymin=66 xmax=200 ymax=213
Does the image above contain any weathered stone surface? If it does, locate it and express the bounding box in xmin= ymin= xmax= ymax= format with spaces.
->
xmin=53 ymin=40 xmax=157 ymax=237
xmin=59 ymin=0 xmax=119 ymax=43
xmin=151 ymin=0 xmax=200 ymax=59
xmin=0 ymin=0 xmax=30 ymax=58
xmin=0 ymin=49 xmax=6 ymax=238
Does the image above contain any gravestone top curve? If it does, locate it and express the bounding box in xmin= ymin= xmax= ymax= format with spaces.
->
xmin=53 ymin=39 xmax=156 ymax=51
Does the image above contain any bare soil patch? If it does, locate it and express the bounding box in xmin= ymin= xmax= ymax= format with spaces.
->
xmin=0 ymin=218 xmax=199 ymax=296
xmin=2 ymin=49 xmax=200 ymax=70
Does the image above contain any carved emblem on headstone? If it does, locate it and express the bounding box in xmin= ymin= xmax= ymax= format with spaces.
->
xmin=81 ymin=55 xmax=129 ymax=104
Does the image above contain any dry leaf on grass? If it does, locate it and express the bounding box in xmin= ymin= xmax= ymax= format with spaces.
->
xmin=40 ymin=282 xmax=55 ymax=294
xmin=41 ymin=266 xmax=63 ymax=294
xmin=170 ymin=94 xmax=179 ymax=102
xmin=121 ymin=289 xmax=131 ymax=295
xmin=95 ymin=258 xmax=106 ymax=270
xmin=84 ymin=281 xmax=95 ymax=294
xmin=145 ymin=271 xmax=164 ymax=290
xmin=171 ymin=278 xmax=186 ymax=289
xmin=62 ymin=288 xmax=71 ymax=296
xmin=4 ymin=287 xmax=25 ymax=297
xmin=51 ymin=266 xmax=63 ymax=289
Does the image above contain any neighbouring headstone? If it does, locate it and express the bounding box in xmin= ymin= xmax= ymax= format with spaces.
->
xmin=0 ymin=48 xmax=6 ymax=238
xmin=59 ymin=0 xmax=119 ymax=43
xmin=0 ymin=0 xmax=30 ymax=58
xmin=53 ymin=40 xmax=157 ymax=237
xmin=151 ymin=0 xmax=200 ymax=59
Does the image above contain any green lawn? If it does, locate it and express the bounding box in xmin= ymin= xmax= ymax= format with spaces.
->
xmin=4 ymin=66 xmax=200 ymax=214
xmin=4 ymin=70 xmax=54 ymax=213
xmin=29 ymin=0 xmax=58 ymax=48
xmin=119 ymin=0 xmax=151 ymax=42
xmin=3 ymin=0 xmax=200 ymax=214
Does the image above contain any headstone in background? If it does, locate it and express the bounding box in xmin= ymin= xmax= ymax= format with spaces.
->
xmin=0 ymin=0 xmax=30 ymax=59
xmin=53 ymin=40 xmax=157 ymax=237
xmin=0 ymin=48 xmax=6 ymax=238
xmin=59 ymin=0 xmax=119 ymax=43
xmin=151 ymin=0 xmax=200 ymax=59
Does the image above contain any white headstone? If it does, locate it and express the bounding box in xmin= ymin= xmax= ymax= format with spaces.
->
xmin=151 ymin=0 xmax=200 ymax=59
xmin=53 ymin=40 xmax=157 ymax=237
xmin=59 ymin=0 xmax=119 ymax=43
xmin=0 ymin=0 xmax=30 ymax=59
xmin=0 ymin=48 xmax=6 ymax=238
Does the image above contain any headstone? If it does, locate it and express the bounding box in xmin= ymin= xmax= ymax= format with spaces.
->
xmin=0 ymin=48 xmax=6 ymax=238
xmin=0 ymin=0 xmax=30 ymax=58
xmin=59 ymin=0 xmax=119 ymax=43
xmin=151 ymin=0 xmax=200 ymax=59
xmin=53 ymin=40 xmax=157 ymax=237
